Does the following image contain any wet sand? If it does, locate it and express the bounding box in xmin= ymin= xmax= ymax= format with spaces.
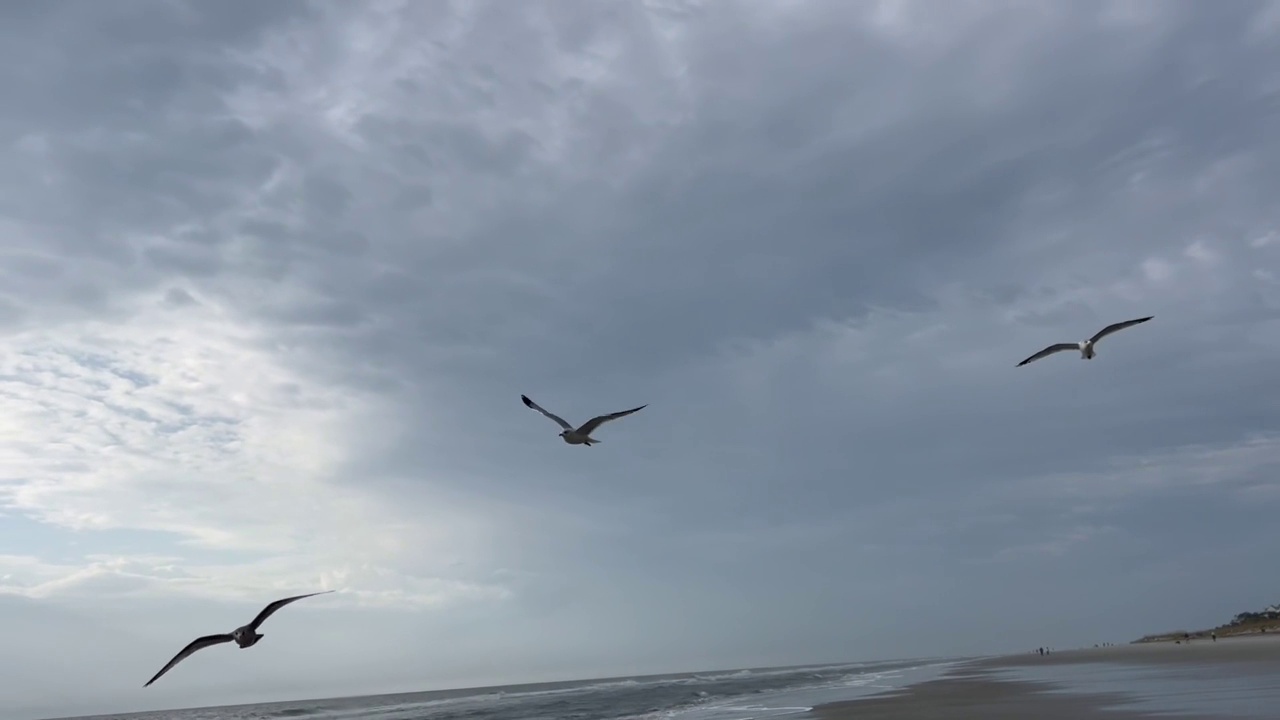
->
xmin=809 ymin=667 xmax=1159 ymax=720
xmin=810 ymin=635 xmax=1280 ymax=720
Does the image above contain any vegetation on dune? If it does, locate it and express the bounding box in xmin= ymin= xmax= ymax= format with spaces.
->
xmin=1133 ymin=603 xmax=1280 ymax=644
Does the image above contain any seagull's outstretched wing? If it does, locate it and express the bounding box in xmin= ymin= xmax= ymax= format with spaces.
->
xmin=1016 ymin=343 xmax=1079 ymax=367
xmin=248 ymin=590 xmax=333 ymax=631
xmin=144 ymin=634 xmax=234 ymax=687
xmin=1090 ymin=316 xmax=1153 ymax=344
xmin=521 ymin=395 xmax=573 ymax=431
xmin=577 ymin=405 xmax=647 ymax=435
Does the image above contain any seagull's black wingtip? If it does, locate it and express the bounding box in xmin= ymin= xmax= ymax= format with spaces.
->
xmin=520 ymin=394 xmax=534 ymax=407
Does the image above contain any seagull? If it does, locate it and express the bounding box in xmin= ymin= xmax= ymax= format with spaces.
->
xmin=1016 ymin=316 xmax=1153 ymax=367
xmin=144 ymin=590 xmax=333 ymax=687
xmin=521 ymin=394 xmax=646 ymax=446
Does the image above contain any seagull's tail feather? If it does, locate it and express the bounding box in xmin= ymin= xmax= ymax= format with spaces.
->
xmin=585 ymin=437 xmax=601 ymax=445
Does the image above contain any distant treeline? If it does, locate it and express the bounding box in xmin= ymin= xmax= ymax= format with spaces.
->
xmin=1229 ymin=608 xmax=1280 ymax=626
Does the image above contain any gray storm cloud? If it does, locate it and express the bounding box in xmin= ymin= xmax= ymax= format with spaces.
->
xmin=0 ymin=1 xmax=1278 ymax=718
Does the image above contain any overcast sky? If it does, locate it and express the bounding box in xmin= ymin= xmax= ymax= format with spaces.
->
xmin=3 ymin=0 xmax=1280 ymax=717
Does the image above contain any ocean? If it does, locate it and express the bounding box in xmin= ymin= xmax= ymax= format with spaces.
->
xmin=56 ymin=658 xmax=959 ymax=720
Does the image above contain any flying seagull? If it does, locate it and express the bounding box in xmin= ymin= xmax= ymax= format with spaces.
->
xmin=144 ymin=590 xmax=333 ymax=687
xmin=1016 ymin=316 xmax=1153 ymax=367
xmin=521 ymin=394 xmax=646 ymax=446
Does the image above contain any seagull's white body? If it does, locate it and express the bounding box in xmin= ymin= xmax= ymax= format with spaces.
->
xmin=144 ymin=590 xmax=332 ymax=687
xmin=1016 ymin=316 xmax=1153 ymax=367
xmin=560 ymin=430 xmax=595 ymax=445
xmin=1077 ymin=339 xmax=1097 ymax=360
xmin=521 ymin=394 xmax=647 ymax=446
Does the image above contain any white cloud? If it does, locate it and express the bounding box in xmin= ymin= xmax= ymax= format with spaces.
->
xmin=0 ymin=551 xmax=511 ymax=611
xmin=0 ymin=290 xmax=509 ymax=610
xmin=1139 ymin=256 xmax=1174 ymax=284
xmin=1251 ymin=231 xmax=1279 ymax=248
xmin=1020 ymin=433 xmax=1280 ymax=504
xmin=985 ymin=524 xmax=1118 ymax=564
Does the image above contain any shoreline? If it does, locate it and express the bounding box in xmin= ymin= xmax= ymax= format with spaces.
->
xmin=808 ymin=634 xmax=1280 ymax=719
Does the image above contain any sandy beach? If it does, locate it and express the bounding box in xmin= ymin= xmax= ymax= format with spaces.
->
xmin=810 ymin=634 xmax=1280 ymax=720
xmin=987 ymin=632 xmax=1280 ymax=670
xmin=809 ymin=669 xmax=1157 ymax=720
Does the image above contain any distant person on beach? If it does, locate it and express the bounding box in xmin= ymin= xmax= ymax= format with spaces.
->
xmin=1212 ymin=632 xmax=1217 ymax=642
